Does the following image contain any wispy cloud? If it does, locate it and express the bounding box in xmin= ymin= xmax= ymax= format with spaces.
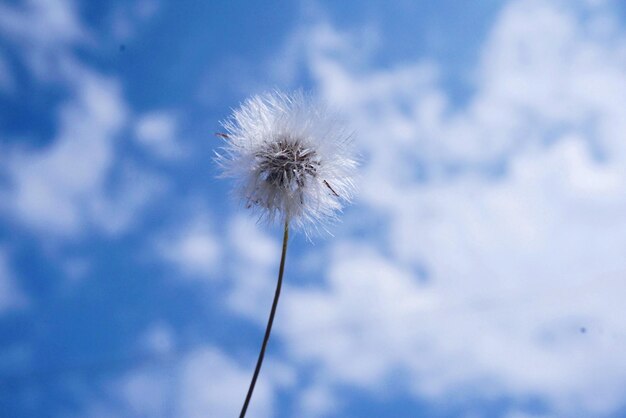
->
xmin=0 ymin=0 xmax=167 ymax=238
xmin=79 ymin=344 xmax=282 ymax=418
xmin=3 ymin=0 xmax=626 ymax=417
xmin=0 ymin=250 xmax=28 ymax=313
xmin=155 ymin=213 xmax=221 ymax=279
xmin=262 ymin=0 xmax=626 ymax=416
xmin=134 ymin=111 xmax=185 ymax=161
xmin=0 ymin=0 xmax=88 ymax=82
xmin=0 ymin=50 xmax=15 ymax=93
xmin=225 ymin=215 xmax=281 ymax=321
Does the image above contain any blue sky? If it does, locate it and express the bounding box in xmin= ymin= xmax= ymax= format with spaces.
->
xmin=2 ymin=0 xmax=626 ymax=417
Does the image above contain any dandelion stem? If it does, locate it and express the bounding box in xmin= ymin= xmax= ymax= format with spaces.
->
xmin=239 ymin=220 xmax=289 ymax=418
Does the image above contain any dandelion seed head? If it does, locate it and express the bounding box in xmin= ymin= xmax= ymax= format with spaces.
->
xmin=216 ymin=91 xmax=357 ymax=234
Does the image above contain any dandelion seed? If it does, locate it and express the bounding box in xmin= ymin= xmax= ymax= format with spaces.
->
xmin=216 ymin=90 xmax=357 ymax=235
xmin=216 ymin=90 xmax=357 ymax=418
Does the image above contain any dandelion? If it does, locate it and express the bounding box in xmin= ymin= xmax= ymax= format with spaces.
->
xmin=215 ymin=91 xmax=357 ymax=417
xmin=216 ymin=90 xmax=357 ymax=234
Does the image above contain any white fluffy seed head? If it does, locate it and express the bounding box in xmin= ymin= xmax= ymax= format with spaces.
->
xmin=216 ymin=91 xmax=357 ymax=235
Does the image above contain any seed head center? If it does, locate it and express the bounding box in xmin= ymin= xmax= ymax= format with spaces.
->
xmin=258 ymin=137 xmax=319 ymax=190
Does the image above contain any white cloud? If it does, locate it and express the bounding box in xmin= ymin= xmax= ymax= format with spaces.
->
xmin=295 ymin=382 xmax=339 ymax=418
xmin=110 ymin=0 xmax=161 ymax=41
xmin=81 ymin=345 xmax=278 ymax=418
xmin=3 ymin=68 xmax=139 ymax=236
xmin=90 ymin=161 xmax=167 ymax=236
xmin=0 ymin=0 xmax=85 ymax=46
xmin=134 ymin=111 xmax=184 ymax=160
xmin=0 ymin=50 xmax=14 ymax=92
xmin=0 ymin=0 xmax=166 ymax=238
xmin=261 ymin=0 xmax=626 ymax=416
xmin=117 ymin=368 xmax=171 ymax=417
xmin=156 ymin=214 xmax=221 ymax=279
xmin=60 ymin=257 xmax=91 ymax=283
xmin=134 ymin=0 xmax=160 ymax=20
xmin=0 ymin=0 xmax=88 ymax=82
xmin=280 ymin=244 xmax=432 ymax=385
xmin=136 ymin=322 xmax=176 ymax=357
xmin=507 ymin=413 xmax=557 ymax=418
xmin=178 ymin=348 xmax=274 ymax=418
xmin=225 ymin=215 xmax=281 ymax=321
xmin=0 ymin=250 xmax=27 ymax=313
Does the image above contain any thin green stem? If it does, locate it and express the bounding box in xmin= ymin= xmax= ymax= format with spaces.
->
xmin=239 ymin=220 xmax=289 ymax=418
